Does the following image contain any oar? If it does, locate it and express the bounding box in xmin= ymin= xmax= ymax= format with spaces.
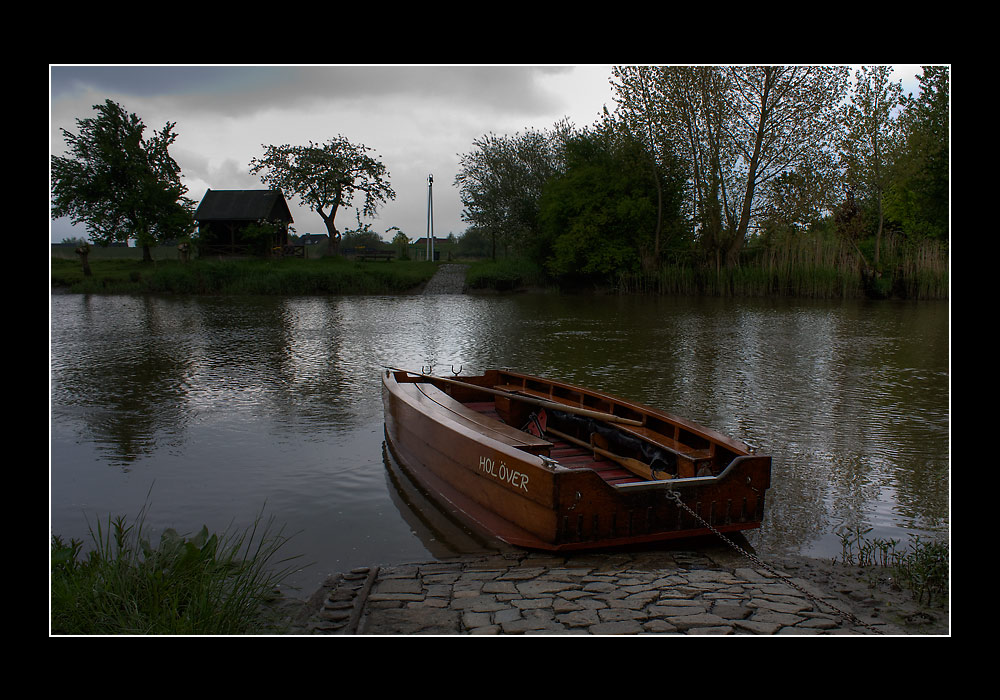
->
xmin=590 ymin=432 xmax=673 ymax=481
xmin=545 ymin=427 xmax=673 ymax=481
xmin=387 ymin=368 xmax=644 ymax=427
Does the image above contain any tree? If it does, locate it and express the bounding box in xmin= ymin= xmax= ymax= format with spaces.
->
xmin=340 ymin=209 xmax=384 ymax=251
xmin=614 ymin=66 xmax=848 ymax=268
xmin=454 ymin=226 xmax=493 ymax=258
xmin=51 ymin=99 xmax=195 ymax=262
xmin=249 ymin=136 xmax=395 ymax=256
xmin=641 ymin=66 xmax=735 ymax=269
xmin=886 ymin=66 xmax=949 ymax=241
xmin=454 ymin=123 xmax=570 ymax=259
xmin=388 ymin=227 xmax=411 ymax=259
xmin=757 ymin=160 xmax=838 ymax=246
xmin=723 ymin=66 xmax=849 ymax=266
xmin=538 ymin=128 xmax=685 ymax=283
xmin=837 ymin=65 xmax=904 ymax=268
xmin=609 ymin=67 xmax=692 ymax=262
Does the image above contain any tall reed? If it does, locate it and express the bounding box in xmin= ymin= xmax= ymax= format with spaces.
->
xmin=836 ymin=525 xmax=949 ymax=607
xmin=617 ymin=232 xmax=946 ymax=299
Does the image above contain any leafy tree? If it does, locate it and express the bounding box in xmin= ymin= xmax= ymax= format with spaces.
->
xmin=454 ymin=226 xmax=494 ymax=258
xmin=596 ymin=107 xmax=689 ymax=266
xmin=837 ymin=66 xmax=904 ymax=268
xmin=722 ymin=66 xmax=849 ymax=265
xmin=613 ymin=66 xmax=848 ymax=268
xmin=249 ymin=136 xmax=395 ymax=255
xmin=389 ymin=228 xmax=411 ymax=259
xmin=608 ymin=67 xmax=692 ymax=261
xmin=51 ymin=99 xmax=195 ymax=262
xmin=341 ymin=209 xmax=385 ymax=251
xmin=641 ymin=66 xmax=735 ymax=268
xmin=455 ymin=133 xmax=506 ymax=258
xmin=762 ymin=162 xmax=839 ymax=245
xmin=886 ymin=66 xmax=949 ymax=241
xmin=833 ymin=188 xmax=870 ymax=260
xmin=538 ymin=129 xmax=682 ymax=284
xmin=454 ymin=123 xmax=570 ymax=259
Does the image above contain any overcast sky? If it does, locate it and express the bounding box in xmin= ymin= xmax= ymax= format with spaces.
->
xmin=49 ymin=64 xmax=927 ymax=245
xmin=49 ymin=64 xmax=619 ymax=244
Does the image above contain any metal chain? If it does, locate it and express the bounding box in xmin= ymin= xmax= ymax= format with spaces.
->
xmin=665 ymin=490 xmax=884 ymax=634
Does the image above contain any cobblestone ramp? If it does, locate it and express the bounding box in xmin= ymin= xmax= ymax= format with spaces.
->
xmin=422 ymin=264 xmax=468 ymax=294
xmin=281 ymin=551 xmax=911 ymax=635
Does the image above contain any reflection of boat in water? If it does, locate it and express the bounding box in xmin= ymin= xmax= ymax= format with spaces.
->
xmin=382 ymin=442 xmax=500 ymax=559
xmin=382 ymin=368 xmax=772 ymax=552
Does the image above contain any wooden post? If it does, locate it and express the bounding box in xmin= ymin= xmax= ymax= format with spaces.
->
xmin=75 ymin=243 xmax=92 ymax=277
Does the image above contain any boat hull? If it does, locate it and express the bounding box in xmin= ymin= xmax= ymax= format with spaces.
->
xmin=381 ymin=369 xmax=771 ymax=551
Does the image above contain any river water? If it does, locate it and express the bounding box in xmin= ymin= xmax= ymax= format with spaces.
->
xmin=49 ymin=292 xmax=950 ymax=597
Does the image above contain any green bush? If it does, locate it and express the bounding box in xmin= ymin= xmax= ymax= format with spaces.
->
xmin=51 ymin=507 xmax=300 ymax=635
xmin=466 ymin=258 xmax=543 ymax=291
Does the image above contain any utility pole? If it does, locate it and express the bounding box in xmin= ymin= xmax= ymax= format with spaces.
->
xmin=426 ymin=173 xmax=434 ymax=262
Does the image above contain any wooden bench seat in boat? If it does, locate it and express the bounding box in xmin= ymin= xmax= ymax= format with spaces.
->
xmin=465 ymin=399 xmax=645 ymax=485
xmin=494 ymin=383 xmax=714 ymax=467
xmin=396 ymin=381 xmax=552 ymax=455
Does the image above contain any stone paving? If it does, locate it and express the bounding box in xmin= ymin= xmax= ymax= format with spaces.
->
xmin=279 ymin=549 xmax=913 ymax=635
xmin=421 ymin=264 xmax=468 ymax=295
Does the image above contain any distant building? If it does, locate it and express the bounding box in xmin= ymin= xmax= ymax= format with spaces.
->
xmin=411 ymin=236 xmax=452 ymax=261
xmin=193 ymin=189 xmax=293 ymax=256
xmin=299 ymin=233 xmax=329 ymax=246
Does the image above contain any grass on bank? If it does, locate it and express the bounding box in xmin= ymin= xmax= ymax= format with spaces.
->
xmin=51 ymin=233 xmax=948 ymax=300
xmin=51 ymin=256 xmax=440 ymax=295
xmin=51 ymin=255 xmax=550 ymax=296
xmin=836 ymin=526 xmax=949 ymax=607
xmin=51 ymin=507 xmax=301 ymax=635
xmin=465 ymin=258 xmax=547 ymax=291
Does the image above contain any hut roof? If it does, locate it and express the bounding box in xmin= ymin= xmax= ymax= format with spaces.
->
xmin=193 ymin=189 xmax=293 ymax=223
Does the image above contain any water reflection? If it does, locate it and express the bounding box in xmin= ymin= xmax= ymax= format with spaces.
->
xmin=50 ymin=293 xmax=948 ymax=593
xmin=382 ymin=442 xmax=499 ymax=559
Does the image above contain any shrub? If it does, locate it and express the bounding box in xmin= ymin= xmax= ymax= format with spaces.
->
xmin=51 ymin=506 xmax=300 ymax=635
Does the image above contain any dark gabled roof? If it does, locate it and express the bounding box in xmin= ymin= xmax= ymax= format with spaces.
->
xmin=193 ymin=189 xmax=293 ymax=223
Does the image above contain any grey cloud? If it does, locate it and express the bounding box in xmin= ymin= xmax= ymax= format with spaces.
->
xmin=50 ymin=65 xmax=573 ymax=118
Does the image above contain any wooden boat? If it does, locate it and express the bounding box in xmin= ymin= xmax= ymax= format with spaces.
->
xmin=381 ymin=368 xmax=771 ymax=551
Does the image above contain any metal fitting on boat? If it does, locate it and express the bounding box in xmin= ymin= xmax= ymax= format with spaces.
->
xmin=539 ymin=455 xmax=566 ymax=471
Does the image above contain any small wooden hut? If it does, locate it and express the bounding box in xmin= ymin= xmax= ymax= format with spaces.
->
xmin=194 ymin=189 xmax=293 ymax=256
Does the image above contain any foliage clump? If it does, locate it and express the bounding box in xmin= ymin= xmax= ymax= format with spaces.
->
xmin=451 ymin=65 xmax=948 ymax=298
xmin=51 ymin=99 xmax=195 ymax=262
xmin=836 ymin=525 xmax=949 ymax=607
xmin=51 ymin=506 xmax=299 ymax=635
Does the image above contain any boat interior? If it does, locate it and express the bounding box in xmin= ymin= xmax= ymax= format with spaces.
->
xmin=465 ymin=398 xmax=650 ymax=485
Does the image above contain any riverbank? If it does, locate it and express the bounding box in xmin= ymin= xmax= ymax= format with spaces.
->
xmin=262 ymin=548 xmax=949 ymax=636
xmin=50 ymin=255 xmax=947 ymax=300
xmin=49 ymin=256 xmax=440 ymax=295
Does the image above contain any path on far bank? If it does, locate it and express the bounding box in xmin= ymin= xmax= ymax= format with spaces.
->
xmin=421 ymin=264 xmax=468 ymax=295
